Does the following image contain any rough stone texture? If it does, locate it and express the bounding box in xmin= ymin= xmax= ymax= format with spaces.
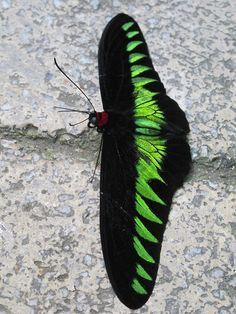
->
xmin=0 ymin=1 xmax=235 ymax=313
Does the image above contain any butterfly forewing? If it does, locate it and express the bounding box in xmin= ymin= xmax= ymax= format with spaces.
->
xmin=99 ymin=13 xmax=191 ymax=309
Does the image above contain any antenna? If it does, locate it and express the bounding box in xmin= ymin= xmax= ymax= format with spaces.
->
xmin=53 ymin=106 xmax=90 ymax=114
xmin=54 ymin=58 xmax=96 ymax=112
xmin=69 ymin=117 xmax=89 ymax=126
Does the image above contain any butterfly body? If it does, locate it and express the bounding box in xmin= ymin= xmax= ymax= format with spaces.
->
xmin=55 ymin=13 xmax=191 ymax=309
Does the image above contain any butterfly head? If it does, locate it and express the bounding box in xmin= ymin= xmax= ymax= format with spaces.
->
xmin=88 ymin=112 xmax=97 ymax=128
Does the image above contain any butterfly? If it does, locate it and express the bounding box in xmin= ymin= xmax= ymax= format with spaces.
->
xmin=55 ymin=13 xmax=191 ymax=310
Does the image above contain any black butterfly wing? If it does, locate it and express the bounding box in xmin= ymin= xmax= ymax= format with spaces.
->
xmin=98 ymin=13 xmax=191 ymax=309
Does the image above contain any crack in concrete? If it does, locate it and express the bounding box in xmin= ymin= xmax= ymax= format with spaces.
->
xmin=0 ymin=124 xmax=235 ymax=186
xmin=0 ymin=124 xmax=100 ymax=151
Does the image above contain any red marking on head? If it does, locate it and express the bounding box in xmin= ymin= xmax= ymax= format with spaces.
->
xmin=96 ymin=111 xmax=109 ymax=129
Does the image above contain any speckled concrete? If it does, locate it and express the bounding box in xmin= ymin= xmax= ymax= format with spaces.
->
xmin=0 ymin=1 xmax=235 ymax=313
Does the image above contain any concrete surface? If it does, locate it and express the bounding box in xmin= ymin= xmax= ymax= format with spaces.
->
xmin=0 ymin=1 xmax=235 ymax=313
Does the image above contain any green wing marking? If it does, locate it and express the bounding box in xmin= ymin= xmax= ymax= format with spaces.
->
xmin=133 ymin=236 xmax=155 ymax=263
xmin=136 ymin=193 xmax=163 ymax=224
xmin=127 ymin=41 xmax=143 ymax=52
xmin=136 ymin=263 xmax=152 ymax=281
xmin=122 ymin=21 xmax=134 ymax=31
xmin=134 ymin=89 xmax=158 ymax=106
xmin=136 ymin=177 xmax=165 ymax=205
xmin=127 ymin=31 xmax=139 ymax=39
xmin=129 ymin=53 xmax=146 ymax=63
xmin=132 ymin=77 xmax=157 ymax=88
xmin=121 ymin=20 xmax=167 ymax=294
xmin=131 ymin=278 xmax=147 ymax=295
xmin=131 ymin=65 xmax=151 ymax=77
xmin=134 ymin=216 xmax=158 ymax=243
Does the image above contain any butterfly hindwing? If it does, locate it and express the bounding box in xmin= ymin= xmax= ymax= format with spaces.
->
xmin=99 ymin=13 xmax=191 ymax=309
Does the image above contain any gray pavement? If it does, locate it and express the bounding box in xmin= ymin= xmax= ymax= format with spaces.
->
xmin=0 ymin=1 xmax=235 ymax=313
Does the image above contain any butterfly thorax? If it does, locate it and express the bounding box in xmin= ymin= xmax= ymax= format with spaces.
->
xmin=89 ymin=110 xmax=134 ymax=135
xmin=88 ymin=111 xmax=109 ymax=132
